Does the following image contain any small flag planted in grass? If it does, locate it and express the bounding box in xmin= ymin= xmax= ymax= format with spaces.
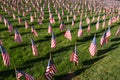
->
xmin=31 ymin=38 xmax=38 ymax=56
xmin=45 ymin=54 xmax=57 ymax=80
xmin=25 ymin=20 xmax=29 ymax=29
xmin=15 ymin=68 xmax=34 ymax=80
xmin=78 ymin=25 xmax=83 ymax=37
xmin=18 ymin=16 xmax=22 ymax=24
xmin=100 ymin=31 xmax=107 ymax=46
xmin=51 ymin=32 xmax=57 ymax=48
xmin=70 ymin=42 xmax=78 ymax=65
xmin=60 ymin=21 xmax=65 ymax=31
xmin=7 ymin=21 xmax=13 ymax=33
xmin=14 ymin=28 xmax=22 ymax=43
xmin=72 ymin=19 xmax=74 ymax=26
xmin=48 ymin=23 xmax=52 ymax=34
xmin=31 ymin=26 xmax=38 ymax=37
xmin=115 ymin=27 xmax=120 ymax=37
xmin=64 ymin=28 xmax=72 ymax=41
xmin=0 ymin=45 xmax=10 ymax=66
xmin=106 ymin=27 xmax=111 ymax=43
xmin=89 ymin=35 xmax=97 ymax=57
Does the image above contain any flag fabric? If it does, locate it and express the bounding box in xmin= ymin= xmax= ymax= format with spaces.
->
xmin=106 ymin=27 xmax=111 ymax=38
xmin=78 ymin=25 xmax=83 ymax=37
xmin=18 ymin=16 xmax=22 ymax=24
xmin=60 ymin=21 xmax=65 ymax=31
xmin=7 ymin=21 xmax=13 ymax=33
xmin=12 ymin=13 xmax=16 ymax=19
xmin=45 ymin=57 xmax=57 ymax=80
xmin=30 ymin=14 xmax=34 ymax=22
xmin=16 ymin=70 xmax=25 ymax=79
xmin=51 ymin=32 xmax=56 ymax=48
xmin=102 ymin=20 xmax=106 ymax=28
xmin=87 ymin=24 xmax=91 ymax=33
xmin=70 ymin=43 xmax=78 ymax=65
xmin=72 ymin=19 xmax=74 ymax=26
xmin=25 ymin=20 xmax=29 ymax=29
xmin=115 ymin=27 xmax=120 ymax=36
xmin=14 ymin=29 xmax=22 ymax=43
xmin=96 ymin=20 xmax=99 ymax=30
xmin=16 ymin=70 xmax=34 ymax=80
xmin=86 ymin=17 xmax=90 ymax=24
xmin=0 ymin=45 xmax=10 ymax=66
xmin=48 ymin=23 xmax=52 ymax=33
xmin=25 ymin=73 xmax=34 ymax=80
xmin=31 ymin=38 xmax=38 ymax=56
xmin=31 ymin=26 xmax=38 ymax=37
xmin=108 ymin=17 xmax=112 ymax=26
xmin=89 ymin=36 xmax=97 ymax=56
xmin=64 ymin=28 xmax=72 ymax=41
xmin=4 ymin=18 xmax=8 ymax=26
xmin=100 ymin=31 xmax=107 ymax=46
xmin=0 ymin=40 xmax=2 ymax=46
xmin=79 ymin=18 xmax=82 ymax=26
xmin=0 ymin=15 xmax=2 ymax=21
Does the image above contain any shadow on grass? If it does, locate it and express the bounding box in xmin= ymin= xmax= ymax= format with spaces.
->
xmin=54 ymin=55 xmax=106 ymax=80
xmin=111 ymin=37 xmax=120 ymax=42
xmin=0 ymin=27 xmax=8 ymax=31
xmin=0 ymin=64 xmax=33 ymax=80
xmin=97 ymin=42 xmax=120 ymax=56
xmin=9 ymin=43 xmax=29 ymax=49
xmin=54 ymin=67 xmax=89 ymax=80
xmin=22 ymin=43 xmax=79 ymax=67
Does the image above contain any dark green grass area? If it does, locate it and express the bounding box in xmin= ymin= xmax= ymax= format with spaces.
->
xmin=0 ymin=2 xmax=120 ymax=80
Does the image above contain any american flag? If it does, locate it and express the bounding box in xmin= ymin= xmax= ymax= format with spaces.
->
xmin=87 ymin=24 xmax=91 ymax=33
xmin=0 ymin=15 xmax=2 ymax=21
xmin=102 ymin=20 xmax=106 ymax=28
xmin=100 ymin=31 xmax=107 ymax=46
xmin=16 ymin=70 xmax=25 ymax=79
xmin=51 ymin=32 xmax=56 ymax=48
xmin=14 ymin=29 xmax=22 ymax=43
xmin=70 ymin=43 xmax=78 ymax=65
xmin=7 ymin=21 xmax=13 ymax=33
xmin=89 ymin=36 xmax=97 ymax=57
xmin=115 ymin=27 xmax=120 ymax=36
xmin=4 ymin=17 xmax=8 ymax=26
xmin=72 ymin=19 xmax=74 ymax=26
xmin=78 ymin=25 xmax=83 ymax=37
xmin=60 ymin=21 xmax=65 ymax=31
xmin=45 ymin=56 xmax=57 ymax=80
xmin=0 ymin=40 xmax=2 ymax=46
xmin=18 ymin=16 xmax=22 ymax=24
xmin=96 ymin=20 xmax=99 ymax=30
xmin=108 ymin=17 xmax=112 ymax=26
xmin=30 ymin=14 xmax=34 ymax=22
xmin=86 ymin=16 xmax=90 ymax=24
xmin=106 ymin=27 xmax=111 ymax=38
xmin=64 ymin=28 xmax=72 ymax=41
xmin=16 ymin=70 xmax=34 ymax=80
xmin=31 ymin=38 xmax=38 ymax=56
xmin=25 ymin=73 xmax=34 ymax=80
xmin=12 ymin=13 xmax=16 ymax=19
xmin=0 ymin=45 xmax=10 ymax=66
xmin=31 ymin=26 xmax=38 ymax=37
xmin=48 ymin=23 xmax=52 ymax=33
xmin=25 ymin=20 xmax=29 ymax=29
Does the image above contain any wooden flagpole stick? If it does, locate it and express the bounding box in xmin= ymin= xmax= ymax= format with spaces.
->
xmin=14 ymin=66 xmax=17 ymax=80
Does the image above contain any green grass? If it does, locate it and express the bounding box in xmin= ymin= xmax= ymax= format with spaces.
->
xmin=0 ymin=1 xmax=120 ymax=80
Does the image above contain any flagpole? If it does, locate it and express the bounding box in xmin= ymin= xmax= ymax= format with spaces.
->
xmin=14 ymin=66 xmax=17 ymax=80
